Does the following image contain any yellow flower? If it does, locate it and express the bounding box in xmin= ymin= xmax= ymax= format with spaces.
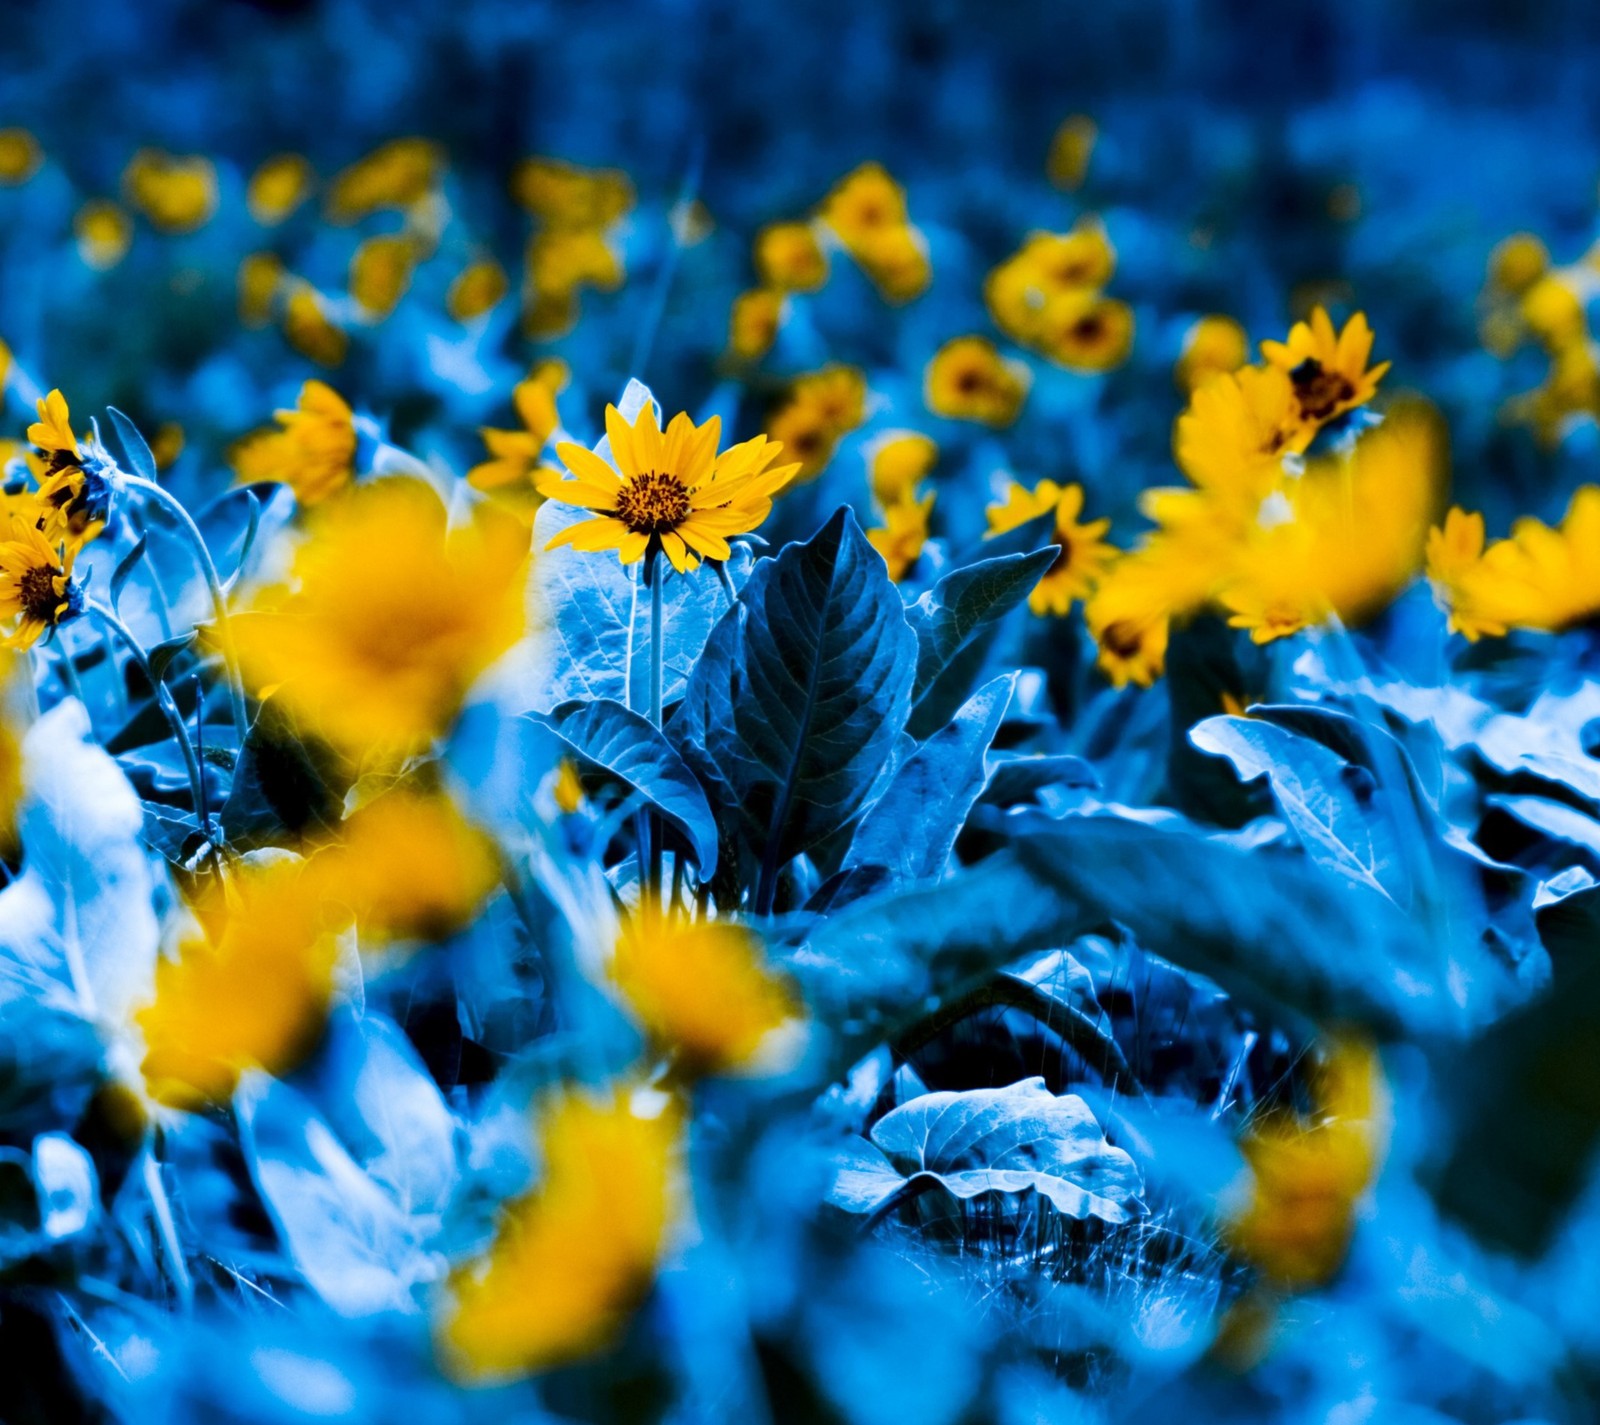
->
xmin=122 ymin=149 xmax=217 ymax=233
xmin=522 ymin=227 xmax=625 ymax=339
xmin=986 ymin=226 xmax=1117 ymax=346
xmin=924 ymin=336 xmax=1029 ymax=427
xmin=1173 ymin=363 xmax=1304 ymax=501
xmin=1037 ymin=293 xmax=1135 ymax=373
xmin=315 ymin=786 xmax=499 ymax=945
xmin=1088 ymin=592 xmax=1170 ymax=688
xmin=553 ymin=756 xmax=585 ymax=814
xmin=1425 ymin=507 xmax=1504 ymax=641
xmin=0 ymin=512 xmax=81 ymax=649
xmin=867 ymin=491 xmax=936 ymax=583
xmin=1047 ymin=114 xmax=1097 ymax=190
xmin=27 ymin=390 xmax=107 ymax=545
xmin=349 ymin=233 xmax=419 ymax=319
xmin=74 ymin=200 xmax=131 ymax=270
xmin=510 ymin=157 xmax=634 ymax=229
xmin=1175 ymin=314 xmax=1250 ymax=394
xmin=326 ymin=138 xmax=443 ymax=223
xmin=1224 ymin=1037 xmax=1387 ymax=1289
xmin=438 ymin=1084 xmax=680 ymax=1380
xmin=229 ymin=478 xmax=528 ymax=763
xmin=611 ymin=899 xmax=803 ymax=1076
xmin=0 ymin=128 xmax=41 ymax=184
xmin=754 ymin=221 xmax=829 ymax=292
xmin=0 ymin=655 xmax=28 ymax=856
xmin=819 ymin=161 xmax=909 ymax=251
xmin=726 ymin=287 xmax=784 ymax=363
xmin=763 ymin=366 xmax=868 ymax=481
xmin=539 ymin=403 xmax=798 ymax=574
xmin=231 ymin=380 xmax=357 ymax=507
xmin=849 ymin=221 xmax=932 ymax=303
xmin=238 ymin=251 xmax=285 ymax=327
xmin=1505 ymin=341 xmax=1600 ymax=445
xmin=247 ymin=153 xmax=314 ymax=224
xmin=135 ymin=858 xmax=344 ymax=1112
xmin=1519 ymin=273 xmax=1587 ymax=352
xmin=467 ymin=362 xmax=567 ymax=505
xmin=1487 ymin=232 xmax=1549 ymax=297
xmin=1259 ymin=307 xmax=1390 ymax=435
xmin=866 ymin=431 xmax=938 ymax=508
xmin=283 ymin=286 xmax=348 ymax=367
xmin=985 ymin=479 xmax=1115 ymax=615
xmin=447 ymin=258 xmax=510 ymax=322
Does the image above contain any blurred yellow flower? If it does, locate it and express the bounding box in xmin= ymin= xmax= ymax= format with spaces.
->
xmin=326 ymin=138 xmax=443 ymax=223
xmin=1087 ymin=582 xmax=1171 ymax=688
xmin=247 ymin=153 xmax=315 ymax=225
xmin=282 ymin=286 xmax=348 ymax=368
xmin=1174 ymin=363 xmax=1305 ymax=501
xmin=238 ymin=251 xmax=285 ymax=327
xmin=1175 ymin=314 xmax=1250 ymax=394
xmin=522 ymin=227 xmax=624 ymax=339
xmin=1047 ymin=114 xmax=1097 ymax=190
xmin=754 ymin=220 xmax=829 ymax=292
xmin=818 ymin=163 xmax=929 ymax=302
xmin=123 ymin=149 xmax=217 ymax=233
xmin=925 ymin=336 xmax=1029 ymax=426
xmin=447 ymin=258 xmax=510 ymax=322
xmin=726 ymin=287 xmax=784 ymax=363
xmin=230 ymin=478 xmax=528 ymax=763
xmin=540 ymin=403 xmax=798 ymax=574
xmin=1259 ymin=307 xmax=1389 ymax=435
xmin=349 ymin=233 xmax=420 ymax=319
xmin=553 ymin=756 xmax=585 ymax=814
xmin=986 ymin=225 xmax=1117 ymax=348
xmin=986 ymin=478 xmax=1115 ymax=615
xmin=438 ymin=1085 xmax=681 ymax=1379
xmin=1225 ymin=1038 xmax=1387 ymax=1289
xmin=1519 ymin=273 xmax=1587 ymax=352
xmin=136 ymin=858 xmax=344 ymax=1112
xmin=1426 ymin=507 xmax=1504 ymax=642
xmin=1486 ymin=232 xmax=1549 ymax=297
xmin=765 ymin=365 xmax=868 ymax=480
xmin=0 ymin=128 xmax=41 ymax=184
xmin=232 ymin=380 xmax=357 ymax=507
xmin=316 ymin=786 xmax=500 ymax=945
xmin=511 ymin=157 xmax=634 ymax=229
xmin=1038 ymin=292 xmax=1135 ymax=372
xmin=867 ymin=491 xmax=936 ymax=583
xmin=612 ymin=900 xmax=803 ymax=1076
xmin=467 ymin=361 xmax=567 ymax=507
xmin=74 ymin=200 xmax=132 ymax=270
xmin=866 ymin=430 xmax=938 ymax=508
xmin=849 ymin=221 xmax=931 ymax=303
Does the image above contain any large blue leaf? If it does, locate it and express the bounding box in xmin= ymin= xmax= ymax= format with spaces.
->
xmin=904 ymin=547 xmax=1057 ymax=739
xmin=846 ymin=673 xmax=1014 ymax=884
xmin=670 ymin=507 xmax=916 ymax=907
xmin=529 ymin=698 xmax=720 ymax=876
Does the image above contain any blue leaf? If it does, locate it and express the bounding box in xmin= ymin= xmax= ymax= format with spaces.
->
xmin=530 ymin=697 xmax=720 ymax=876
xmin=846 ymin=673 xmax=1014 ymax=883
xmin=671 ymin=507 xmax=916 ymax=908
xmin=904 ymin=547 xmax=1057 ymax=739
xmin=106 ymin=406 xmax=158 ymax=483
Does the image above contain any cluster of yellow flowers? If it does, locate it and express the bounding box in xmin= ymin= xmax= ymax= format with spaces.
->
xmin=986 ymin=218 xmax=1133 ymax=372
xmin=1084 ymin=307 xmax=1438 ymax=685
xmin=1479 ymin=230 xmax=1600 ymax=444
xmin=764 ymin=364 xmax=869 ymax=481
xmin=865 ymin=431 xmax=939 ymax=581
xmin=513 ymin=156 xmax=633 ymax=339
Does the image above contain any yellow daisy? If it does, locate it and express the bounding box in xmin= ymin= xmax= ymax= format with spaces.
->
xmin=1259 ymin=307 xmax=1390 ymax=433
xmin=985 ymin=478 xmax=1115 ymax=615
xmin=0 ymin=513 xmax=81 ymax=649
xmin=538 ymin=403 xmax=799 ymax=574
xmin=231 ymin=380 xmax=357 ymax=507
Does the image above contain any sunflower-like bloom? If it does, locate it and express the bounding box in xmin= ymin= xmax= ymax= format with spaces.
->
xmin=313 ymin=785 xmax=500 ymax=946
xmin=1425 ymin=508 xmax=1506 ymax=641
xmin=282 ymin=286 xmax=348 ymax=368
xmin=818 ymin=162 xmax=930 ymax=302
xmin=438 ymin=1085 xmax=681 ymax=1379
xmin=754 ymin=220 xmax=829 ymax=292
xmin=0 ymin=513 xmax=81 ymax=649
xmin=511 ymin=157 xmax=634 ymax=229
xmin=467 ymin=361 xmax=566 ymax=508
xmin=1086 ymin=558 xmax=1173 ymax=689
xmin=349 ymin=233 xmax=420 ymax=319
xmin=122 ymin=149 xmax=218 ymax=234
xmin=725 ymin=287 xmax=785 ymax=363
xmin=925 ymin=336 xmax=1030 ymax=427
xmin=1175 ymin=314 xmax=1250 ymax=394
xmin=27 ymin=390 xmax=109 ymax=544
xmin=1038 ymin=292 xmax=1135 ymax=373
xmin=135 ymin=858 xmax=344 ymax=1111
xmin=1224 ymin=1038 xmax=1387 ymax=1289
xmin=986 ymin=479 xmax=1116 ymax=616
xmin=1259 ymin=307 xmax=1390 ymax=436
xmin=447 ymin=258 xmax=510 ymax=323
xmin=986 ymin=224 xmax=1115 ymax=345
xmin=1173 ymin=363 xmax=1306 ymax=502
xmin=232 ymin=380 xmax=357 ymax=507
xmin=765 ymin=365 xmax=869 ymax=480
xmin=522 ymin=227 xmax=625 ymax=339
xmin=0 ymin=128 xmax=41 ymax=185
xmin=539 ymin=403 xmax=799 ymax=574
xmin=866 ymin=430 xmax=938 ymax=508
xmin=325 ymin=137 xmax=442 ymax=224
xmin=247 ymin=153 xmax=314 ymax=225
xmin=1485 ymin=232 xmax=1550 ymax=299
xmin=867 ymin=490 xmax=936 ymax=584
xmin=229 ymin=478 xmax=528 ymax=762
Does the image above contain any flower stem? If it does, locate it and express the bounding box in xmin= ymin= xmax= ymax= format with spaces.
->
xmin=647 ymin=548 xmax=666 ymax=902
xmin=120 ymin=474 xmax=250 ymax=746
xmin=87 ymin=599 xmax=215 ymax=847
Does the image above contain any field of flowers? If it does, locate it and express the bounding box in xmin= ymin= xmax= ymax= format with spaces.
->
xmin=6 ymin=0 xmax=1600 ymax=1420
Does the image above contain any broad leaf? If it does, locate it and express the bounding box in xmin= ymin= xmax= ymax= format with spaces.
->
xmin=530 ymin=698 xmax=719 ymax=876
xmin=846 ymin=674 xmax=1013 ymax=883
xmin=830 ymin=1077 xmax=1144 ymax=1223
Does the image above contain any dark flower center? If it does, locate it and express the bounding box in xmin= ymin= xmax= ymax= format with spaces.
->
xmin=1048 ymin=535 xmax=1074 ymax=576
xmin=1289 ymin=357 xmax=1355 ymax=422
xmin=615 ymin=470 xmax=691 ymax=534
xmin=1101 ymin=619 xmax=1145 ymax=658
xmin=18 ymin=563 xmax=63 ymax=622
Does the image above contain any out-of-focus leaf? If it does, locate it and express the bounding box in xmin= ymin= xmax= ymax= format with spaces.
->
xmin=671 ymin=508 xmax=916 ymax=905
xmin=846 ymin=674 xmax=1013 ymax=883
xmin=830 ymin=1077 xmax=1144 ymax=1223
xmin=979 ymin=752 xmax=1098 ymax=809
xmin=529 ymin=697 xmax=719 ymax=876
xmin=221 ymin=707 xmax=341 ymax=847
xmin=904 ymin=546 xmax=1056 ymax=740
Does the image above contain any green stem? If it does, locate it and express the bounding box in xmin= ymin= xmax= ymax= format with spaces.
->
xmin=647 ymin=548 xmax=665 ymax=899
xmin=121 ymin=473 xmax=249 ymax=746
xmin=87 ymin=600 xmax=214 ymax=845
